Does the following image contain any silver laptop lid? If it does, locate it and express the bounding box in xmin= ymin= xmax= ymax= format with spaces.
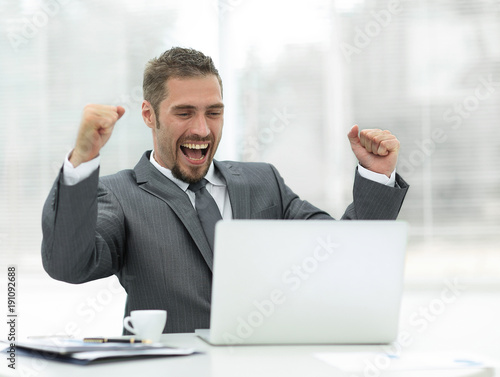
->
xmin=208 ymin=220 xmax=408 ymax=345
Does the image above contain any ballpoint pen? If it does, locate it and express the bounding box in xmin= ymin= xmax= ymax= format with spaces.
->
xmin=83 ymin=337 xmax=152 ymax=344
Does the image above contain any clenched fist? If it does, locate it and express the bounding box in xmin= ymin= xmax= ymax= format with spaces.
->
xmin=347 ymin=125 xmax=400 ymax=177
xmin=70 ymin=104 xmax=125 ymax=167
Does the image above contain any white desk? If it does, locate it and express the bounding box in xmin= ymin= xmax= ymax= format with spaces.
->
xmin=5 ymin=333 xmax=495 ymax=377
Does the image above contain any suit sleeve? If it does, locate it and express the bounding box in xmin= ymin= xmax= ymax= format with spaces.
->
xmin=41 ymin=167 xmax=125 ymax=284
xmin=269 ymin=165 xmax=408 ymax=220
xmin=341 ymin=169 xmax=409 ymax=220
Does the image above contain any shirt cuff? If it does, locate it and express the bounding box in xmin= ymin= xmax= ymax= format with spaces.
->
xmin=357 ymin=164 xmax=396 ymax=187
xmin=62 ymin=151 xmax=100 ymax=186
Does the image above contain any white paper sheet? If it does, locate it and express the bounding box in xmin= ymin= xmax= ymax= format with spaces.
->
xmin=314 ymin=351 xmax=496 ymax=373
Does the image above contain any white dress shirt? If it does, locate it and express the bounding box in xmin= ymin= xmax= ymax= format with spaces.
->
xmin=148 ymin=152 xmax=233 ymax=220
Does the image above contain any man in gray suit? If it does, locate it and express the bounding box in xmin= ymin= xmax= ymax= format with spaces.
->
xmin=42 ymin=47 xmax=408 ymax=334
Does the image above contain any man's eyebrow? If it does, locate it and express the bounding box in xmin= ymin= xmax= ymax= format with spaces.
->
xmin=171 ymin=103 xmax=224 ymax=111
xmin=207 ymin=103 xmax=225 ymax=109
xmin=171 ymin=105 xmax=196 ymax=111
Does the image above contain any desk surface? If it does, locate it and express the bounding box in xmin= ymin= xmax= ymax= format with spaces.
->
xmin=4 ymin=333 xmax=495 ymax=377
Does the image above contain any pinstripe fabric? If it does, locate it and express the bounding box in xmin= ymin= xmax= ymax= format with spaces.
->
xmin=41 ymin=150 xmax=409 ymax=333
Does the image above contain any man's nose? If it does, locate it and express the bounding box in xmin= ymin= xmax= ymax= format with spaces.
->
xmin=190 ymin=114 xmax=210 ymax=137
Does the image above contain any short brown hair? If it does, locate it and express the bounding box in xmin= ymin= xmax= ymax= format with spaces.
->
xmin=143 ymin=47 xmax=223 ymax=117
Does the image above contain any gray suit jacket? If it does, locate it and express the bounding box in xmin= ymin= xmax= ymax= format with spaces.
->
xmin=41 ymin=151 xmax=408 ymax=333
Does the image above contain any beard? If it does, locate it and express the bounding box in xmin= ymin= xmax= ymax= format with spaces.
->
xmin=171 ymin=161 xmax=211 ymax=184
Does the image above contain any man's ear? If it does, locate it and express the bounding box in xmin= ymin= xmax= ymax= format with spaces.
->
xmin=142 ymin=100 xmax=156 ymax=129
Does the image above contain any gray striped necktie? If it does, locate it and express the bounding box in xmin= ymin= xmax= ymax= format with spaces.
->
xmin=188 ymin=179 xmax=222 ymax=252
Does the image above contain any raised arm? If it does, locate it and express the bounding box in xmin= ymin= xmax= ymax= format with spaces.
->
xmin=41 ymin=104 xmax=126 ymax=283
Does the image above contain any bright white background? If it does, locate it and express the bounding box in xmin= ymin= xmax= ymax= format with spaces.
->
xmin=0 ymin=0 xmax=499 ymax=364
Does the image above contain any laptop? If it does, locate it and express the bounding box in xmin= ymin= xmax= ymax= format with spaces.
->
xmin=196 ymin=220 xmax=408 ymax=345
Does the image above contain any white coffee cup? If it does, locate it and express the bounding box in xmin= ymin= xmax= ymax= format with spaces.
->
xmin=123 ymin=310 xmax=167 ymax=343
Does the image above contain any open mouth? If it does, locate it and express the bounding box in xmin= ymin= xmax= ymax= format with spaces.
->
xmin=180 ymin=143 xmax=210 ymax=162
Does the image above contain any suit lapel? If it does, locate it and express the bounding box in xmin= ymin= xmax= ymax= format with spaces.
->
xmin=134 ymin=152 xmax=214 ymax=271
xmin=215 ymin=160 xmax=251 ymax=220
